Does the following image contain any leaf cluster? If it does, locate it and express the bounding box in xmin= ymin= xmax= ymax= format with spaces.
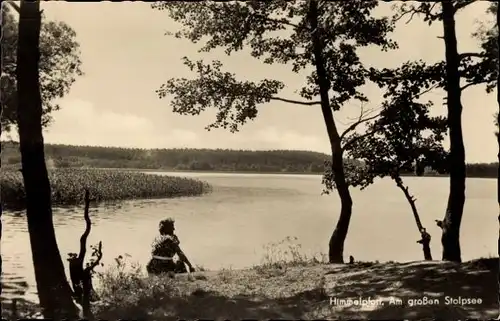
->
xmin=153 ymin=1 xmax=396 ymax=131
xmin=324 ymin=61 xmax=450 ymax=192
xmin=471 ymin=1 xmax=498 ymax=93
xmin=393 ymin=1 xmax=497 ymax=93
xmin=1 ymin=5 xmax=83 ymax=133
xmin=156 ymin=58 xmax=284 ymax=133
xmin=345 ymin=98 xmax=448 ymax=190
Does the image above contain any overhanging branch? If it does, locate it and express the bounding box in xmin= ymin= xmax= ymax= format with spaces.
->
xmin=340 ymin=114 xmax=380 ymax=140
xmin=458 ymin=52 xmax=488 ymax=60
xmin=254 ymin=14 xmax=304 ymax=30
xmin=460 ymin=79 xmax=488 ymax=91
xmin=394 ymin=2 xmax=440 ymax=24
xmin=270 ymin=96 xmax=321 ymax=106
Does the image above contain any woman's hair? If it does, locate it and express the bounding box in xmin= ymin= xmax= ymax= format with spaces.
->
xmin=159 ymin=218 xmax=175 ymax=233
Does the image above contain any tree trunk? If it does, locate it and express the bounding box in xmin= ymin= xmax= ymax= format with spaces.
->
xmin=394 ymin=176 xmax=423 ymax=232
xmin=16 ymin=1 xmax=78 ymax=319
xmin=394 ymin=175 xmax=432 ymax=260
xmin=439 ymin=1 xmax=466 ymax=263
xmin=308 ymin=0 xmax=353 ymax=264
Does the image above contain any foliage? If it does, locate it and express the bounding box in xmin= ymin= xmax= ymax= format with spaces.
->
xmin=93 ymin=255 xmax=181 ymax=320
xmin=1 ymin=141 xmax=330 ymax=172
xmin=0 ymin=168 xmax=211 ymax=210
xmin=322 ymin=1 xmax=498 ymax=192
xmin=1 ymin=141 xmax=496 ymax=177
xmin=471 ymin=1 xmax=498 ymax=93
xmin=152 ymin=1 xmax=396 ymax=132
xmin=1 ymin=141 xmax=329 ymax=173
xmin=391 ymin=1 xmax=497 ymax=94
xmin=342 ymin=99 xmax=448 ymax=190
xmin=1 ymin=4 xmax=83 ymax=133
xmin=322 ymin=58 xmax=450 ymax=191
xmin=321 ymin=158 xmax=367 ymax=193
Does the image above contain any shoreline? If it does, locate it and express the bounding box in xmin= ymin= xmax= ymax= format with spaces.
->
xmin=82 ymin=167 xmax=497 ymax=179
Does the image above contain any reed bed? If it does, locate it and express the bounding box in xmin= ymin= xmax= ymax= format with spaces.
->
xmin=1 ymin=168 xmax=211 ymax=210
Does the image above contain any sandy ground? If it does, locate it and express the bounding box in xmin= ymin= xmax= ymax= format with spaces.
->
xmin=3 ymin=258 xmax=498 ymax=320
xmin=94 ymin=257 xmax=498 ymax=320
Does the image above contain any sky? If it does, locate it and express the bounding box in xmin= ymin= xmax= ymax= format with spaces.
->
xmin=3 ymin=1 xmax=498 ymax=163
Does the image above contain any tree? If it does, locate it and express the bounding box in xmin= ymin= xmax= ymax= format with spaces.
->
xmin=152 ymin=0 xmax=396 ymax=263
xmin=338 ymin=89 xmax=448 ymax=261
xmin=67 ymin=190 xmax=103 ymax=321
xmin=394 ymin=1 xmax=497 ymax=262
xmin=1 ymin=3 xmax=82 ymax=133
xmin=15 ymin=1 xmax=78 ymax=318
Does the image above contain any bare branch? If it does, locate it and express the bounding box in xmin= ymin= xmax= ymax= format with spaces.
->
xmin=394 ymin=2 xmax=441 ymax=24
xmin=393 ymin=5 xmax=420 ymax=24
xmin=415 ymin=83 xmax=441 ymax=99
xmin=340 ymin=105 xmax=381 ymax=142
xmin=270 ymin=96 xmax=321 ymax=106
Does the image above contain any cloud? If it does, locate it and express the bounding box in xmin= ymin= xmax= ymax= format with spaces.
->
xmin=228 ymin=126 xmax=329 ymax=152
xmin=28 ymin=99 xmax=200 ymax=148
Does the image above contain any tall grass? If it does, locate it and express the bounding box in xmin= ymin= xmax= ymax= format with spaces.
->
xmin=0 ymin=168 xmax=212 ymax=210
xmin=258 ymin=236 xmax=326 ymax=268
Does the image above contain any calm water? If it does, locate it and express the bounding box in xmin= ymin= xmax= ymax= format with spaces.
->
xmin=1 ymin=172 xmax=497 ymax=303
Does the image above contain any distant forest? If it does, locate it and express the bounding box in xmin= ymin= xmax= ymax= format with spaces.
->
xmin=0 ymin=141 xmax=497 ymax=178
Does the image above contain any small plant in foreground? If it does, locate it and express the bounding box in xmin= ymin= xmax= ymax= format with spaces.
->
xmin=93 ymin=255 xmax=182 ymax=320
xmin=256 ymin=236 xmax=327 ymax=271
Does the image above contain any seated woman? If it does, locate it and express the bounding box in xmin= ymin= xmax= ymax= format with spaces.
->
xmin=146 ymin=218 xmax=195 ymax=276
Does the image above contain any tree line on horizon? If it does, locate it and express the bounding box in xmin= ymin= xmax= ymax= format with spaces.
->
xmin=1 ymin=140 xmax=498 ymax=177
xmin=0 ymin=1 xmax=499 ymax=319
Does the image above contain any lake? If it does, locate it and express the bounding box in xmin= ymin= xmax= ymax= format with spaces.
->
xmin=1 ymin=172 xmax=497 ymax=303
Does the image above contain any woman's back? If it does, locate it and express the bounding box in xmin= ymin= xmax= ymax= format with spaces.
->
xmin=151 ymin=234 xmax=180 ymax=258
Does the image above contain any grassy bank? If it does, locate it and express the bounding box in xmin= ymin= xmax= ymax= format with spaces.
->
xmin=87 ymin=258 xmax=497 ymax=320
xmin=0 ymin=168 xmax=212 ymax=210
xmin=4 ymin=238 xmax=498 ymax=320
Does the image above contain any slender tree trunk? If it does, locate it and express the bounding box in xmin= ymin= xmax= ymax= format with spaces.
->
xmin=16 ymin=1 xmax=78 ymax=318
xmin=308 ymin=0 xmax=353 ymax=264
xmin=394 ymin=175 xmax=432 ymax=260
xmin=439 ymin=1 xmax=466 ymax=263
xmin=394 ymin=176 xmax=423 ymax=232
